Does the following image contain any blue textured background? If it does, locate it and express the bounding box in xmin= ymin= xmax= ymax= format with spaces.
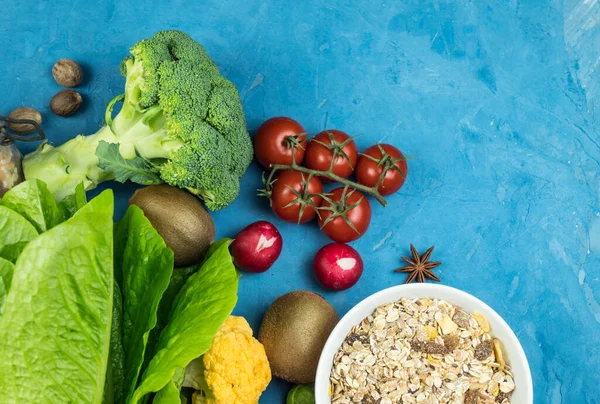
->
xmin=3 ymin=1 xmax=599 ymax=402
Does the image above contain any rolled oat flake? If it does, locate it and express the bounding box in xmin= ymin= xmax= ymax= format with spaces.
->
xmin=0 ymin=115 xmax=45 ymax=197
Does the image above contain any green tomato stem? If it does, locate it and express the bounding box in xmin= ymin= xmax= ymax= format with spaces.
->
xmin=267 ymin=163 xmax=387 ymax=207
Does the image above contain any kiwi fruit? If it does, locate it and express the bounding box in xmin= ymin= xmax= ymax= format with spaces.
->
xmin=259 ymin=290 xmax=338 ymax=383
xmin=129 ymin=184 xmax=215 ymax=267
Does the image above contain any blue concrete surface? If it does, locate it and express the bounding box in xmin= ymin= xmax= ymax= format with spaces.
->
xmin=2 ymin=1 xmax=599 ymax=402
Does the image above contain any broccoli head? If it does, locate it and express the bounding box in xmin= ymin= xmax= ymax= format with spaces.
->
xmin=22 ymin=30 xmax=253 ymax=210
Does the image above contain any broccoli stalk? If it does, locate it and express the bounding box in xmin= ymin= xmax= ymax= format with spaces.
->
xmin=23 ymin=31 xmax=252 ymax=210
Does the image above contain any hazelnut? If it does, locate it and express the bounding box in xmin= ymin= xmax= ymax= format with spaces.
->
xmin=50 ymin=90 xmax=82 ymax=117
xmin=52 ymin=58 xmax=82 ymax=87
xmin=7 ymin=107 xmax=42 ymax=134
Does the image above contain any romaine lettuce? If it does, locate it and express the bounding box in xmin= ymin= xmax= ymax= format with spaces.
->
xmin=115 ymin=206 xmax=174 ymax=401
xmin=131 ymin=240 xmax=238 ymax=403
xmin=0 ymin=179 xmax=65 ymax=232
xmin=0 ymin=190 xmax=114 ymax=403
xmin=0 ymin=180 xmax=239 ymax=404
xmin=0 ymin=205 xmax=38 ymax=263
xmin=0 ymin=257 xmax=14 ymax=315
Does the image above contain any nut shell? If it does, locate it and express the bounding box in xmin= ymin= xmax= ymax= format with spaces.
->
xmin=50 ymin=90 xmax=82 ymax=117
xmin=52 ymin=58 xmax=82 ymax=87
xmin=7 ymin=107 xmax=42 ymax=134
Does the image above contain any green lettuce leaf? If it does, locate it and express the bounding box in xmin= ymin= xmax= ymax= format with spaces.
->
xmin=58 ymin=182 xmax=88 ymax=218
xmin=0 ymin=257 xmax=15 ymax=315
xmin=116 ymin=206 xmax=174 ymax=403
xmin=130 ymin=239 xmax=238 ymax=403
xmin=153 ymin=368 xmax=186 ymax=404
xmin=0 ymin=278 xmax=5 ymax=316
xmin=141 ymin=265 xmax=198 ymax=381
xmin=104 ymin=282 xmax=126 ymax=404
xmin=140 ymin=239 xmax=230 ymax=381
xmin=141 ymin=242 xmax=231 ymax=400
xmin=0 ymin=256 xmax=14 ymax=291
xmin=0 ymin=179 xmax=65 ymax=232
xmin=0 ymin=205 xmax=39 ymax=263
xmin=0 ymin=190 xmax=114 ymax=404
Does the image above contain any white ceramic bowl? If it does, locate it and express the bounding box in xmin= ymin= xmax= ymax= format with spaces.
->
xmin=315 ymin=284 xmax=533 ymax=403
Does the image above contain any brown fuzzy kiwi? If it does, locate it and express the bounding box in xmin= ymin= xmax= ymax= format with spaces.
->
xmin=259 ymin=290 xmax=339 ymax=383
xmin=129 ymin=184 xmax=215 ymax=267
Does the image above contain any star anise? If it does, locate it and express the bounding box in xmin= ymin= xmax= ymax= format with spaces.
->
xmin=394 ymin=244 xmax=441 ymax=283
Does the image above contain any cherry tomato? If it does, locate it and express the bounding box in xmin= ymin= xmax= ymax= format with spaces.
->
xmin=305 ymin=129 xmax=358 ymax=181
xmin=270 ymin=170 xmax=323 ymax=223
xmin=318 ymin=187 xmax=371 ymax=242
xmin=254 ymin=117 xmax=307 ymax=168
xmin=356 ymin=144 xmax=408 ymax=196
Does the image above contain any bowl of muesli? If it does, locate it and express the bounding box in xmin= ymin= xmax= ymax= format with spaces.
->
xmin=315 ymin=284 xmax=532 ymax=404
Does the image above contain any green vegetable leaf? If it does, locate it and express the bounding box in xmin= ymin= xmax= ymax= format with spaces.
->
xmin=0 ymin=256 xmax=14 ymax=291
xmin=287 ymin=384 xmax=316 ymax=404
xmin=152 ymin=381 xmax=182 ymax=404
xmin=0 ymin=279 xmax=5 ymax=317
xmin=0 ymin=179 xmax=66 ymax=232
xmin=142 ymin=265 xmax=197 ymax=380
xmin=153 ymin=368 xmax=186 ymax=404
xmin=0 ymin=205 xmax=39 ymax=263
xmin=141 ymin=240 xmax=232 ymax=381
xmin=116 ymin=205 xmax=174 ymax=402
xmin=0 ymin=190 xmax=114 ymax=404
xmin=104 ymin=282 xmax=126 ymax=404
xmin=0 ymin=257 xmax=15 ymax=315
xmin=96 ymin=141 xmax=163 ymax=185
xmin=130 ymin=239 xmax=238 ymax=403
xmin=58 ymin=182 xmax=88 ymax=218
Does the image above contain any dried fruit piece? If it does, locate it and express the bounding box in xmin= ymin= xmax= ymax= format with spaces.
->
xmin=424 ymin=325 xmax=438 ymax=339
xmin=412 ymin=333 xmax=460 ymax=356
xmin=493 ymin=338 xmax=506 ymax=368
xmin=465 ymin=389 xmax=496 ymax=404
xmin=473 ymin=312 xmax=490 ymax=332
xmin=437 ymin=314 xmax=458 ymax=335
xmin=7 ymin=107 xmax=42 ymax=134
xmin=452 ymin=310 xmax=471 ymax=329
xmin=360 ymin=394 xmax=378 ymax=404
xmin=420 ymin=298 xmax=433 ymax=306
xmin=411 ymin=339 xmax=446 ymax=355
xmin=52 ymin=58 xmax=83 ymax=87
xmin=464 ymin=390 xmax=479 ymax=404
xmin=475 ymin=340 xmax=494 ymax=361
xmin=443 ymin=334 xmax=459 ymax=352
xmin=345 ymin=333 xmax=362 ymax=345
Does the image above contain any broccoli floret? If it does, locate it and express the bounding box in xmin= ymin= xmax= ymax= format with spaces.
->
xmin=22 ymin=30 xmax=253 ymax=210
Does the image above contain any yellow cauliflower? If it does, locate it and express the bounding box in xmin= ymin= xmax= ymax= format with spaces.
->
xmin=190 ymin=316 xmax=271 ymax=404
